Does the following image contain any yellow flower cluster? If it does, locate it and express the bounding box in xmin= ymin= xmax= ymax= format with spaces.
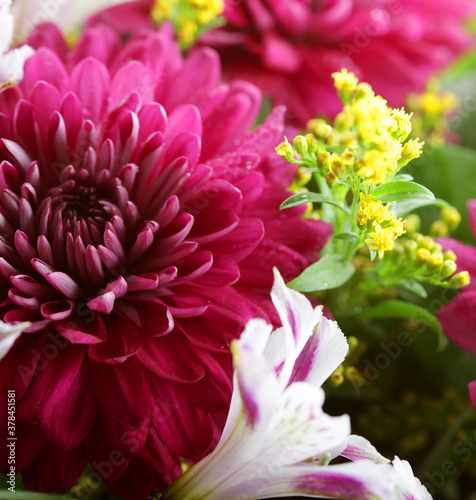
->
xmin=358 ymin=195 xmax=405 ymax=258
xmin=407 ymin=80 xmax=458 ymax=145
xmin=151 ymin=0 xmax=224 ymax=44
xmin=322 ymin=70 xmax=425 ymax=185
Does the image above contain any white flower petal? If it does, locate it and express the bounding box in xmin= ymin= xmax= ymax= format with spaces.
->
xmin=289 ymin=315 xmax=348 ymax=388
xmin=234 ymin=337 xmax=280 ymax=434
xmin=219 ymin=461 xmax=396 ymax=500
xmin=342 ymin=435 xmax=391 ymax=463
xmin=0 ymin=44 xmax=34 ymax=82
xmin=0 ymin=0 xmax=14 ymax=53
xmin=272 ymin=268 xmax=321 ymax=351
xmin=393 ymin=457 xmax=432 ymax=500
xmin=0 ymin=321 xmax=29 ymax=359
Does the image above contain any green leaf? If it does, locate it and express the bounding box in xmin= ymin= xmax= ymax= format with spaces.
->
xmin=373 ymin=181 xmax=435 ymax=203
xmin=0 ymin=492 xmax=74 ymax=500
xmin=288 ymin=255 xmax=355 ymax=292
xmin=391 ymin=174 xmax=414 ymax=182
xmin=334 ymin=232 xmax=359 ymax=242
xmin=280 ymin=192 xmax=349 ymax=213
xmin=356 ymin=300 xmax=447 ymax=351
xmin=393 ymin=198 xmax=451 ymax=218
xmin=398 ymin=279 xmax=428 ymax=298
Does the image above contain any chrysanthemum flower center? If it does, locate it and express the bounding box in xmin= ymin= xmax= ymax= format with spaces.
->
xmin=48 ymin=180 xmax=115 ymax=234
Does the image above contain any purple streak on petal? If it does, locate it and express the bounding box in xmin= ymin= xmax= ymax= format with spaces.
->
xmin=293 ymin=469 xmax=386 ymax=500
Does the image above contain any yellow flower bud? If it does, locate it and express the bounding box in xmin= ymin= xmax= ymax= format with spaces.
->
xmin=443 ymin=250 xmax=457 ymax=262
xmin=275 ymin=138 xmax=295 ymax=162
xmin=416 ymin=248 xmax=431 ymax=265
xmin=449 ymin=271 xmax=471 ymax=289
xmin=293 ymin=135 xmax=308 ymax=157
xmin=317 ymin=150 xmax=331 ymax=170
xmin=428 ymin=251 xmax=444 ymax=271
xmin=430 ymin=220 xmax=449 ymax=237
xmin=305 ymin=133 xmax=319 ymax=155
xmin=326 ymin=171 xmax=339 ymax=185
xmin=441 ymin=206 xmax=461 ymax=232
xmin=440 ymin=260 xmax=457 ymax=279
xmin=332 ymin=69 xmax=359 ymax=104
xmin=308 ymin=118 xmax=332 ymax=138
xmin=419 ymin=236 xmax=436 ymax=251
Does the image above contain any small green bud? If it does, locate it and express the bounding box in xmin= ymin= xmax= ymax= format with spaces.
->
xmin=293 ymin=135 xmax=308 ymax=157
xmin=305 ymin=133 xmax=319 ymax=155
xmin=328 ymin=371 xmax=344 ymax=388
xmin=441 ymin=206 xmax=461 ymax=232
xmin=347 ymin=336 xmax=359 ymax=353
xmin=308 ymin=118 xmax=332 ymax=138
xmin=419 ymin=236 xmax=435 ymax=251
xmin=443 ymin=250 xmax=457 ymax=262
xmin=440 ymin=260 xmax=457 ymax=279
xmin=428 ymin=251 xmax=443 ymax=271
xmin=430 ymin=220 xmax=448 ymax=237
xmin=449 ymin=271 xmax=471 ymax=289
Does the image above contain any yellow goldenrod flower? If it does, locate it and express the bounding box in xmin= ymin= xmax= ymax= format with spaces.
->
xmin=358 ymin=194 xmax=393 ymax=229
xmin=332 ymin=68 xmax=358 ymax=93
xmin=391 ymin=108 xmax=413 ymax=141
xmin=400 ymin=139 xmax=424 ymax=165
xmin=356 ymin=149 xmax=397 ymax=185
xmin=365 ymin=225 xmax=398 ymax=259
xmin=332 ymin=68 xmax=359 ymax=104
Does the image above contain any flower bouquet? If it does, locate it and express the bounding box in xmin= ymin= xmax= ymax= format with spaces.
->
xmin=1 ymin=1 xmax=476 ymax=499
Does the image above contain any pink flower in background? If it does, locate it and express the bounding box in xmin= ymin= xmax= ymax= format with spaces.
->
xmin=438 ymin=200 xmax=476 ymax=411
xmin=0 ymin=23 xmax=330 ymax=499
xmin=200 ymin=0 xmax=475 ymax=126
xmin=438 ymin=200 xmax=476 ymax=355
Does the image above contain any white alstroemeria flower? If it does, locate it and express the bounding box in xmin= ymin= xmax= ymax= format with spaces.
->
xmin=342 ymin=437 xmax=433 ymax=499
xmin=0 ymin=320 xmax=30 ymax=360
xmin=162 ymin=269 xmax=396 ymax=500
xmin=393 ymin=457 xmax=432 ymax=500
xmin=12 ymin=0 xmax=131 ymax=42
xmin=0 ymin=0 xmax=34 ymax=83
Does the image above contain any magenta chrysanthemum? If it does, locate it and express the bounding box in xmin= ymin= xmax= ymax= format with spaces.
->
xmin=202 ymin=0 xmax=475 ymax=126
xmin=86 ymin=0 xmax=475 ymax=126
xmin=0 ymin=23 xmax=331 ymax=499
